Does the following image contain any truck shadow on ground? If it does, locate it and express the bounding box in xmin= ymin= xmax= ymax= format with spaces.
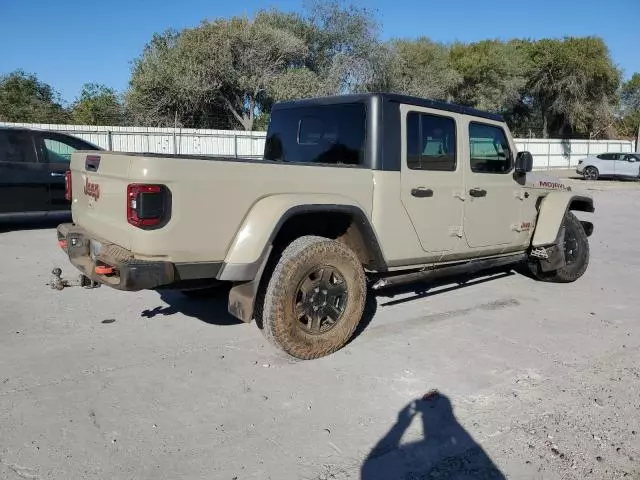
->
xmin=142 ymin=285 xmax=244 ymax=326
xmin=143 ymin=267 xmax=517 ymax=331
xmin=0 ymin=216 xmax=69 ymax=234
xmin=360 ymin=391 xmax=506 ymax=480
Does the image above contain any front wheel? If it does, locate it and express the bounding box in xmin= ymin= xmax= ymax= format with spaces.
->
xmin=257 ymin=235 xmax=366 ymax=360
xmin=584 ymin=166 xmax=599 ymax=181
xmin=528 ymin=211 xmax=589 ymax=283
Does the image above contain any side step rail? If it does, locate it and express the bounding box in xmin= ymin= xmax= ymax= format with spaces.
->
xmin=371 ymin=253 xmax=526 ymax=290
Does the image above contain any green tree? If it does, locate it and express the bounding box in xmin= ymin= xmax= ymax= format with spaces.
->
xmin=376 ymin=38 xmax=460 ymax=101
xmin=258 ymin=1 xmax=386 ymax=95
xmin=617 ymin=73 xmax=640 ymax=139
xmin=526 ymin=37 xmax=620 ymax=138
xmin=126 ymin=1 xmax=385 ymax=129
xmin=127 ymin=17 xmax=308 ymax=130
xmin=449 ymin=40 xmax=528 ymax=113
xmin=621 ymin=73 xmax=640 ymax=111
xmin=71 ymin=83 xmax=123 ymax=125
xmin=0 ymin=70 xmax=69 ymax=123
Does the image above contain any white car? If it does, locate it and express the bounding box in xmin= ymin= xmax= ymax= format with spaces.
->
xmin=576 ymin=152 xmax=640 ymax=180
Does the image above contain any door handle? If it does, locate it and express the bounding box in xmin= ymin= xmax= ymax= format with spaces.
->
xmin=411 ymin=187 xmax=434 ymax=198
xmin=50 ymin=172 xmax=65 ymax=177
xmin=469 ymin=188 xmax=487 ymax=198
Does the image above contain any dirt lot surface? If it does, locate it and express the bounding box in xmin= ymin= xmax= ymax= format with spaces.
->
xmin=1 ymin=178 xmax=639 ymax=480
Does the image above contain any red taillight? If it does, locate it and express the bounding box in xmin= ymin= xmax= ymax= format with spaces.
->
xmin=127 ymin=184 xmax=167 ymax=228
xmin=64 ymin=170 xmax=72 ymax=201
xmin=58 ymin=239 xmax=67 ymax=250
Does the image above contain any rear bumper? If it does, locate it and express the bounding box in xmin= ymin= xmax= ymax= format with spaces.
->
xmin=56 ymin=223 xmax=222 ymax=291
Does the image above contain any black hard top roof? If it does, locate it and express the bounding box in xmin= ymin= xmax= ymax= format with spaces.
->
xmin=272 ymin=92 xmax=504 ymax=122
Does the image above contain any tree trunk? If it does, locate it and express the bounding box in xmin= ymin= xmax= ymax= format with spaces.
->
xmin=223 ymin=96 xmax=253 ymax=131
xmin=542 ymin=113 xmax=549 ymax=139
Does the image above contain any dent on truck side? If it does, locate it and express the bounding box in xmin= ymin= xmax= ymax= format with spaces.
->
xmin=531 ymin=192 xmax=595 ymax=247
xmin=217 ymin=193 xmax=386 ymax=282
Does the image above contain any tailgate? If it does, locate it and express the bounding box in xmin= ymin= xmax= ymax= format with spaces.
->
xmin=69 ymin=151 xmax=132 ymax=250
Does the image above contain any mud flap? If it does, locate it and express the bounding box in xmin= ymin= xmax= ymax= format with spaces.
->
xmin=227 ymin=246 xmax=272 ymax=323
xmin=539 ymin=226 xmax=566 ymax=272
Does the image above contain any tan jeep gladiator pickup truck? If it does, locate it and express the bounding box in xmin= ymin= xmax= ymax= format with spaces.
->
xmin=57 ymin=93 xmax=594 ymax=359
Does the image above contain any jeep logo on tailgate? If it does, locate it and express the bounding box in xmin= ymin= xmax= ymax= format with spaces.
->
xmin=83 ymin=177 xmax=100 ymax=200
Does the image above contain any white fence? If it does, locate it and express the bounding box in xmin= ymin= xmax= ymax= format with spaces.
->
xmin=1 ymin=122 xmax=266 ymax=159
xmin=515 ymin=138 xmax=635 ymax=170
xmin=2 ymin=121 xmax=635 ymax=170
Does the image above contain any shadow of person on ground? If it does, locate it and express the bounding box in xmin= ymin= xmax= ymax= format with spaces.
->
xmin=361 ymin=391 xmax=506 ymax=480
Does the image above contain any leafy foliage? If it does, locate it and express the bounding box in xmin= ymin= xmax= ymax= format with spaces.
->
xmin=450 ymin=40 xmax=528 ymax=113
xmin=524 ymin=37 xmax=620 ymax=138
xmin=126 ymin=1 xmax=386 ymax=130
xmin=71 ymin=83 xmax=123 ymax=125
xmin=617 ymin=74 xmax=640 ymax=139
xmin=0 ymin=70 xmax=69 ymax=123
xmin=380 ymin=38 xmax=460 ymax=101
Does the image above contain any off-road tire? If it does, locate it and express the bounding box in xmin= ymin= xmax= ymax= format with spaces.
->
xmin=584 ymin=166 xmax=599 ymax=181
xmin=258 ymin=235 xmax=366 ymax=360
xmin=528 ymin=211 xmax=589 ymax=283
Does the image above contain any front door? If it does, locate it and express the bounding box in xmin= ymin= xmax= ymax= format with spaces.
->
xmin=615 ymin=153 xmax=640 ymax=178
xmin=400 ymin=106 xmax=464 ymax=253
xmin=0 ymin=130 xmax=49 ymax=215
xmin=463 ymin=121 xmax=521 ymax=249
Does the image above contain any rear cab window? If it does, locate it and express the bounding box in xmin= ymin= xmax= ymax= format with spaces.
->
xmin=264 ymin=103 xmax=366 ymax=166
xmin=468 ymin=122 xmax=513 ymax=174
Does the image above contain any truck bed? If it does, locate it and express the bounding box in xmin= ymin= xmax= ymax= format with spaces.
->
xmin=69 ymin=152 xmax=374 ymax=263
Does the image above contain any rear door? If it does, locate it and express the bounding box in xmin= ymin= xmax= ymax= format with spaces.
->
xmin=36 ymin=131 xmax=100 ymax=211
xmin=399 ymin=105 xmax=464 ymax=253
xmin=463 ymin=120 xmax=521 ymax=249
xmin=614 ymin=153 xmax=640 ymax=178
xmin=0 ymin=130 xmax=49 ymax=214
xmin=595 ymin=154 xmax=616 ymax=175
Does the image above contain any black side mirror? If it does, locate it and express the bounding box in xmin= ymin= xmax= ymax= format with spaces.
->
xmin=515 ymin=151 xmax=533 ymax=173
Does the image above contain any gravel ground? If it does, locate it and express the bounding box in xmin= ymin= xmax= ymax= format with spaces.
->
xmin=0 ymin=178 xmax=639 ymax=480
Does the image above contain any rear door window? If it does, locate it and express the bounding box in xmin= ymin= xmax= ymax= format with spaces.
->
xmin=406 ymin=112 xmax=456 ymax=171
xmin=264 ymin=103 xmax=366 ymax=166
xmin=0 ymin=131 xmax=37 ymax=163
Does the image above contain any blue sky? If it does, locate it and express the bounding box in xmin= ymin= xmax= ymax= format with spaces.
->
xmin=1 ymin=0 xmax=638 ymax=104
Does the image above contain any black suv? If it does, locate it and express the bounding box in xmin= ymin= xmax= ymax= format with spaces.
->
xmin=0 ymin=127 xmax=102 ymax=219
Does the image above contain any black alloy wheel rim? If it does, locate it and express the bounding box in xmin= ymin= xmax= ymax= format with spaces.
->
xmin=294 ymin=266 xmax=348 ymax=335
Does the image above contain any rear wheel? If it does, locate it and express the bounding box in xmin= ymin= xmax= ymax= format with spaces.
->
xmin=528 ymin=211 xmax=589 ymax=283
xmin=584 ymin=166 xmax=599 ymax=180
xmin=257 ymin=235 xmax=366 ymax=360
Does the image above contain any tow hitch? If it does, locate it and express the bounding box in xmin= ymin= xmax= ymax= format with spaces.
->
xmin=48 ymin=268 xmax=101 ymax=290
